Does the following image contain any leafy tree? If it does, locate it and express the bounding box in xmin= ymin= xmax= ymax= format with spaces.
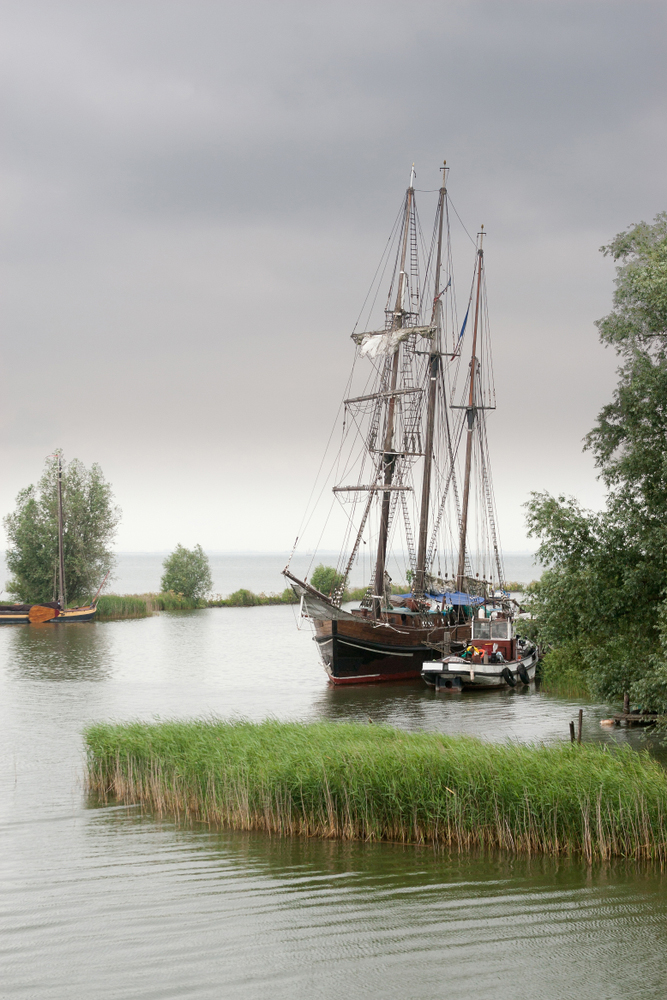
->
xmin=525 ymin=214 xmax=667 ymax=710
xmin=310 ymin=564 xmax=344 ymax=597
xmin=161 ymin=544 xmax=212 ymax=602
xmin=3 ymin=451 xmax=120 ymax=605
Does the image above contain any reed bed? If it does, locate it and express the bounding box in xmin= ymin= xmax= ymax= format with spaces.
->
xmin=95 ymin=593 xmax=202 ymax=620
xmin=208 ymin=588 xmax=299 ymax=607
xmin=84 ymin=719 xmax=667 ymax=860
xmin=95 ymin=595 xmax=151 ymax=620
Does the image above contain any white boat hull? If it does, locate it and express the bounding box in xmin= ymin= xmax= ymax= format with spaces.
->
xmin=421 ymin=647 xmax=539 ymax=691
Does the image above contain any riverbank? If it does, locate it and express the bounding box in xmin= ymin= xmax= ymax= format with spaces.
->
xmin=96 ymin=584 xmax=371 ymax=615
xmin=208 ymin=585 xmax=371 ymax=606
xmin=84 ymin=718 xmax=667 ymax=860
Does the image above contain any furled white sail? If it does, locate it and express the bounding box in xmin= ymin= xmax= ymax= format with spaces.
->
xmin=351 ymin=325 xmax=436 ymax=358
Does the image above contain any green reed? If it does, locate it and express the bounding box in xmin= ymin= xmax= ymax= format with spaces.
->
xmin=95 ymin=593 xmax=202 ymax=620
xmin=151 ymin=592 xmax=203 ymax=610
xmin=84 ymin=719 xmax=667 ymax=860
xmin=208 ymin=588 xmax=299 ymax=607
xmin=95 ymin=595 xmax=151 ymax=620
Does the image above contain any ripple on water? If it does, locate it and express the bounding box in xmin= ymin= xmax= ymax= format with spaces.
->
xmin=1 ymin=608 xmax=667 ymax=999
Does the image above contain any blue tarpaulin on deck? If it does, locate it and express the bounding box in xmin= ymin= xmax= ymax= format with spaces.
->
xmin=397 ymin=590 xmax=484 ymax=605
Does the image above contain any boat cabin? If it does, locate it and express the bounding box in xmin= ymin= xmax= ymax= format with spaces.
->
xmin=470 ymin=618 xmax=515 ymax=661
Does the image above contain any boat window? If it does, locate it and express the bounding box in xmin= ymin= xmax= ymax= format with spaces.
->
xmin=490 ymin=621 xmax=510 ymax=639
xmin=472 ymin=621 xmax=491 ymax=639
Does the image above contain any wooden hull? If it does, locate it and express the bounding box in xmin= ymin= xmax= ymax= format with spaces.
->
xmin=313 ymin=614 xmax=471 ymax=684
xmin=0 ymin=604 xmax=98 ymax=624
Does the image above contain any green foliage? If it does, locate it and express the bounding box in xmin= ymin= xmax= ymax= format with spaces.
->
xmin=538 ymin=644 xmax=591 ymax=698
xmin=345 ymin=586 xmax=370 ymax=602
xmin=153 ymin=591 xmax=203 ymax=610
xmin=96 ymin=592 xmax=203 ymax=620
xmin=85 ymin=718 xmax=667 ymax=860
xmin=596 ymin=212 xmax=667 ymax=349
xmin=209 ymin=587 xmax=299 ymax=607
xmin=525 ymin=213 xmax=667 ymax=710
xmin=3 ymin=451 xmax=120 ymax=605
xmin=96 ymin=595 xmax=151 ymax=620
xmin=160 ymin=544 xmax=212 ymax=602
xmin=309 ymin=564 xmax=344 ymax=596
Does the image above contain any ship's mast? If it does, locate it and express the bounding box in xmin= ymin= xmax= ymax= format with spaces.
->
xmin=57 ymin=454 xmax=66 ymax=609
xmin=372 ymin=165 xmax=414 ymax=617
xmin=456 ymin=226 xmax=484 ymax=592
xmin=414 ymin=161 xmax=447 ymax=598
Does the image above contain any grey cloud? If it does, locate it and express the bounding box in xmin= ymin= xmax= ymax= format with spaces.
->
xmin=0 ymin=0 xmax=664 ymax=550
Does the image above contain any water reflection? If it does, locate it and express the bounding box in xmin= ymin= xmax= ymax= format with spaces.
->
xmin=64 ymin=810 xmax=667 ymax=1000
xmin=3 ymin=608 xmax=667 ymax=998
xmin=2 ymin=621 xmax=114 ymax=681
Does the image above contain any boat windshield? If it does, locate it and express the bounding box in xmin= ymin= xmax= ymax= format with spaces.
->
xmin=472 ymin=620 xmax=512 ymax=640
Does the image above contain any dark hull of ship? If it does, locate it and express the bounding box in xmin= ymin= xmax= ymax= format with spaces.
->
xmin=313 ymin=616 xmax=472 ymax=685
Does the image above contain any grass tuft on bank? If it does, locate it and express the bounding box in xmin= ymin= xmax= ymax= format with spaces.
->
xmin=84 ymin=718 xmax=667 ymax=860
xmin=207 ymin=585 xmax=371 ymax=606
xmin=208 ymin=588 xmax=299 ymax=607
xmin=96 ymin=592 xmax=203 ymax=620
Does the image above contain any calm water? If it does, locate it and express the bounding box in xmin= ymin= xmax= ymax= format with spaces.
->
xmin=2 ymin=606 xmax=665 ymax=999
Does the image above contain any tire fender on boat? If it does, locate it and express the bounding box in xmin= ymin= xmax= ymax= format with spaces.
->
xmin=501 ymin=666 xmax=517 ymax=687
xmin=517 ymin=664 xmax=530 ymax=685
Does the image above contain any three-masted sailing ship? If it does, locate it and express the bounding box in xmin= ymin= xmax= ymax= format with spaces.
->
xmin=0 ymin=455 xmax=103 ymax=624
xmin=284 ymin=163 xmax=537 ymax=687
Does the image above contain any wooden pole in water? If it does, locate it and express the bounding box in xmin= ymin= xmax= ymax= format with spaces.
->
xmin=577 ymin=708 xmax=583 ymax=744
xmin=569 ymin=721 xmax=575 ymax=744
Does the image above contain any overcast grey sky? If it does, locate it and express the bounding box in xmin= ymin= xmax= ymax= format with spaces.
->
xmin=0 ymin=0 xmax=665 ymax=552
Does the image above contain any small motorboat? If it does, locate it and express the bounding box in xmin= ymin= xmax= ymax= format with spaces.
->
xmin=421 ymin=613 xmax=539 ymax=691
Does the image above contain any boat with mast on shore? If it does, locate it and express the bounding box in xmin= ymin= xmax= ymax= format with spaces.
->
xmin=0 ymin=455 xmax=104 ymax=624
xmin=284 ymin=163 xmax=537 ymax=687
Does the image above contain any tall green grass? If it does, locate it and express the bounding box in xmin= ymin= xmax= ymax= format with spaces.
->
xmin=151 ymin=591 xmax=203 ymax=610
xmin=84 ymin=719 xmax=667 ymax=860
xmin=95 ymin=592 xmax=202 ymax=620
xmin=96 ymin=595 xmax=151 ymax=620
xmin=208 ymin=588 xmax=299 ymax=607
xmin=538 ymin=645 xmax=592 ymax=698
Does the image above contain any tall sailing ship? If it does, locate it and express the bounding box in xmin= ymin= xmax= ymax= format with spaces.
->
xmin=284 ymin=163 xmax=537 ymax=687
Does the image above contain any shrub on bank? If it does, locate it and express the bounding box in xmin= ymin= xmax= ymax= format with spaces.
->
xmin=208 ymin=588 xmax=299 ymax=607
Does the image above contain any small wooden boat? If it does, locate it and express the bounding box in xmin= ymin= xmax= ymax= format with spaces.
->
xmin=0 ymin=602 xmax=100 ymax=624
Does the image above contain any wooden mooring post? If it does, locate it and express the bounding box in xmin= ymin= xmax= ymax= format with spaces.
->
xmin=569 ymin=720 xmax=575 ymax=743
xmin=577 ymin=708 xmax=583 ymax=744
